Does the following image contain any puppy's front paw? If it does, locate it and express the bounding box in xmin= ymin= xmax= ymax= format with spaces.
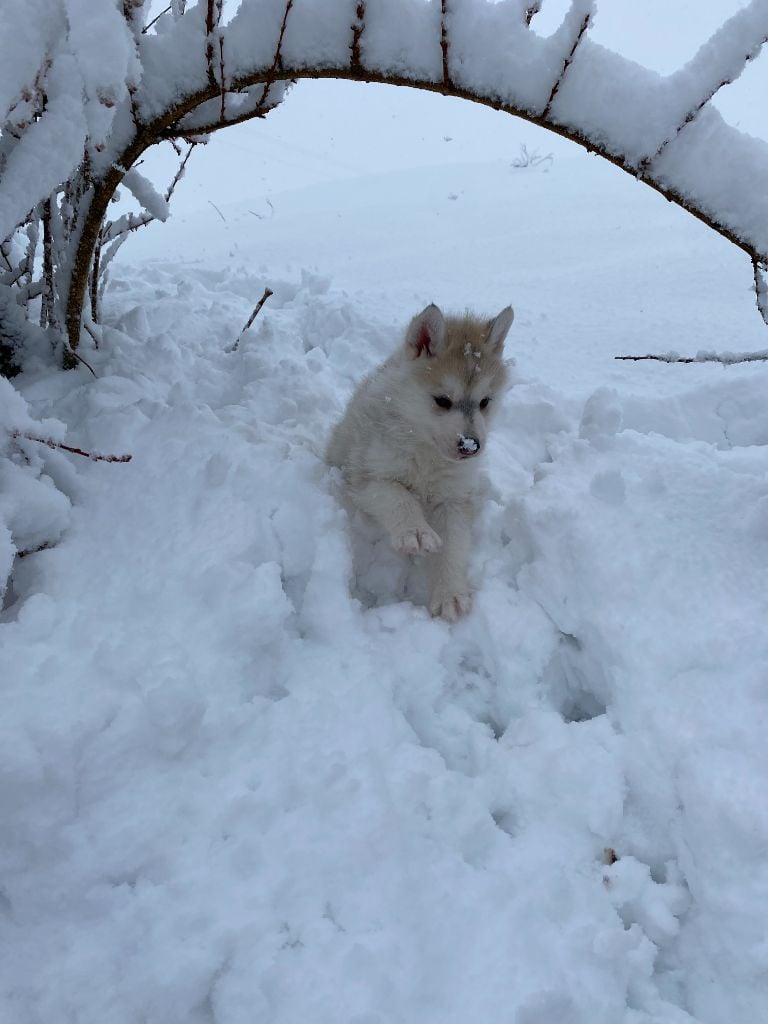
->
xmin=391 ymin=524 xmax=442 ymax=557
xmin=429 ymin=587 xmax=473 ymax=622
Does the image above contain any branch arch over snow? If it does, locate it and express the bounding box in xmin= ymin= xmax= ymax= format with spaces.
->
xmin=4 ymin=0 xmax=768 ymax=352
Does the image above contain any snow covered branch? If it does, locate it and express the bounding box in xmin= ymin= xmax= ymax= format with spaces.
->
xmin=615 ymin=349 xmax=768 ymax=366
xmin=3 ymin=0 xmax=768 ymax=367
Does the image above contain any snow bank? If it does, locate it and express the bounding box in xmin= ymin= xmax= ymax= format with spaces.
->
xmin=3 ymin=230 xmax=768 ymax=1022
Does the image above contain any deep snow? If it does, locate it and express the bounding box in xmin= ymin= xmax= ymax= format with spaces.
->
xmin=3 ymin=149 xmax=768 ymax=1024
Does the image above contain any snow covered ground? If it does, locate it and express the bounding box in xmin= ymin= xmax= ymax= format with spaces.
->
xmin=3 ymin=134 xmax=768 ymax=1024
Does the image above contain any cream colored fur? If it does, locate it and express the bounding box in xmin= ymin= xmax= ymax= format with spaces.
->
xmin=326 ymin=303 xmax=513 ymax=621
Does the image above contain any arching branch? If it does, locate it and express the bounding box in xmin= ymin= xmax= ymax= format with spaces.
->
xmin=61 ymin=3 xmax=768 ymax=354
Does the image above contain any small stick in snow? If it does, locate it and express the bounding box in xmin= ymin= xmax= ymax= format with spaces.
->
xmin=207 ymin=199 xmax=226 ymax=222
xmin=11 ymin=431 xmax=132 ymax=462
xmin=229 ymin=287 xmax=273 ymax=352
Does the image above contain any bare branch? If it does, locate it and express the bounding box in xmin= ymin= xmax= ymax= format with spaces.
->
xmin=543 ymin=11 xmax=592 ymax=119
xmin=229 ymin=287 xmax=273 ymax=352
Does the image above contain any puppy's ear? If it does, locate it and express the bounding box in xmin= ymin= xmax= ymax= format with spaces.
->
xmin=406 ymin=304 xmax=446 ymax=359
xmin=486 ymin=306 xmax=514 ymax=353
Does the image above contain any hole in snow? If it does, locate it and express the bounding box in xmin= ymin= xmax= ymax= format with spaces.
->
xmin=541 ymin=632 xmax=610 ymax=723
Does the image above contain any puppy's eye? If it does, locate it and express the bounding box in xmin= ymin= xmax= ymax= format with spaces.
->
xmin=479 ymin=396 xmax=491 ymax=410
xmin=433 ymin=395 xmax=453 ymax=410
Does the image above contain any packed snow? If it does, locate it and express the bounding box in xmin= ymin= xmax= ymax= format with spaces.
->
xmin=3 ymin=134 xmax=768 ymax=1023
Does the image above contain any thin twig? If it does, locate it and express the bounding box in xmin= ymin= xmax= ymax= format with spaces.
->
xmin=543 ymin=12 xmax=591 ymax=118
xmin=207 ymin=199 xmax=226 ymax=221
xmin=229 ymin=287 xmax=273 ymax=352
xmin=64 ymin=344 xmax=98 ymax=377
xmin=142 ymin=3 xmax=172 ymax=33
xmin=11 ymin=431 xmax=131 ymax=461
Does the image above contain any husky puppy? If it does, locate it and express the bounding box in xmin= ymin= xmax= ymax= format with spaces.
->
xmin=327 ymin=302 xmax=513 ymax=621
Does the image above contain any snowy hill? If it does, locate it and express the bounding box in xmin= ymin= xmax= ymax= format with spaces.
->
xmin=3 ymin=152 xmax=768 ymax=1024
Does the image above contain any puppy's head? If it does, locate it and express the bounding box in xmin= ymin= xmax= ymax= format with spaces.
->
xmin=397 ymin=303 xmax=513 ymax=462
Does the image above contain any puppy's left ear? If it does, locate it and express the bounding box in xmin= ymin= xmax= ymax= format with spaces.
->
xmin=487 ymin=306 xmax=514 ymax=353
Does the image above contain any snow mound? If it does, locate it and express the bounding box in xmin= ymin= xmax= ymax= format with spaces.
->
xmin=2 ymin=253 xmax=768 ymax=1023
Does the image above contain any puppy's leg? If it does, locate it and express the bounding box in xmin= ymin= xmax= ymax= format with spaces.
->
xmin=351 ymin=480 xmax=442 ymax=556
xmin=427 ymin=501 xmax=474 ymax=622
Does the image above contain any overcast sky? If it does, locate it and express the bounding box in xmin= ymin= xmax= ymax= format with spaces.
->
xmin=139 ymin=0 xmax=767 ymax=215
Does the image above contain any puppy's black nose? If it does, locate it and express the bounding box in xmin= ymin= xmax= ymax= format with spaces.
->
xmin=457 ymin=434 xmax=481 ymax=456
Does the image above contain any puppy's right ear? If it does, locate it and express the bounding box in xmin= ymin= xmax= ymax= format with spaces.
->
xmin=405 ymin=304 xmax=446 ymax=359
